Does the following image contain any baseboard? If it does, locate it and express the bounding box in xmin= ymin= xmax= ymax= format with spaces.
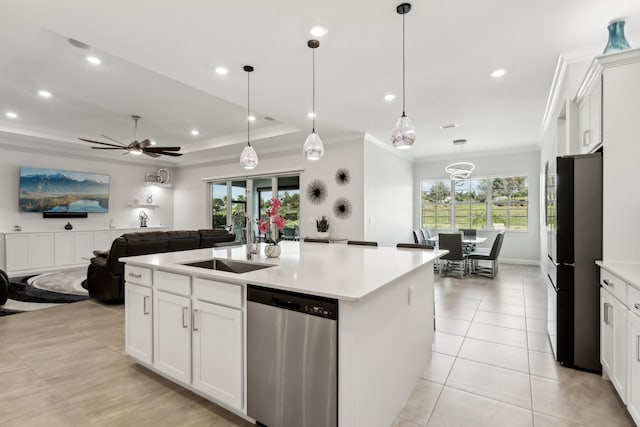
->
xmin=499 ymin=258 xmax=540 ymax=266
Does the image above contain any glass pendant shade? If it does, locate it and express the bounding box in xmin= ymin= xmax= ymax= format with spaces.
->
xmin=240 ymin=144 xmax=258 ymax=169
xmin=303 ymin=131 xmax=324 ymax=160
xmin=391 ymin=114 xmax=416 ymax=149
xmin=603 ymin=19 xmax=631 ymax=54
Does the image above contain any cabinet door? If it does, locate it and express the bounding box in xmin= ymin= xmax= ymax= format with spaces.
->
xmin=154 ymin=291 xmax=191 ymax=384
xmin=629 ymin=312 xmax=640 ymax=425
xmin=578 ymin=98 xmax=590 ymax=153
xmin=192 ymin=300 xmax=243 ymax=410
xmin=590 ymin=76 xmax=602 ymax=148
xmin=611 ymin=295 xmax=628 ymax=403
xmin=75 ymin=232 xmax=94 ymax=263
xmin=29 ymin=233 xmax=54 ymax=269
xmin=125 ymin=283 xmax=153 ymax=365
xmin=54 ymin=233 xmax=76 ymax=267
xmin=6 ymin=234 xmax=30 ymax=271
xmin=601 ymin=288 xmax=614 ymax=375
xmin=94 ymin=231 xmax=113 ymax=251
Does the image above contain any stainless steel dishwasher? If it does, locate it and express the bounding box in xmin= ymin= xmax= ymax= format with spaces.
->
xmin=247 ymin=284 xmax=338 ymax=427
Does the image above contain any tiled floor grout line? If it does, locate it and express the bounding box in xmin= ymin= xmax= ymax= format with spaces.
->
xmin=520 ymin=272 xmax=537 ymax=427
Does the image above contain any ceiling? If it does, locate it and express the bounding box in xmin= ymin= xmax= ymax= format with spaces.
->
xmin=1 ymin=0 xmax=639 ymax=166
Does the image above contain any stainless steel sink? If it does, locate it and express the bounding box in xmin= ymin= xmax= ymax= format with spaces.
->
xmin=182 ymin=258 xmax=274 ymax=274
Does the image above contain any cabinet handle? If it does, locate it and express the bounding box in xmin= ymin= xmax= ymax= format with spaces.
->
xmin=182 ymin=307 xmax=188 ymax=328
xmin=143 ymin=296 xmax=150 ymax=315
xmin=583 ymin=129 xmax=591 ymax=147
xmin=604 ymin=302 xmax=612 ymax=325
xmin=603 ymin=279 xmax=612 ymax=287
xmin=637 ymin=336 xmax=640 ymax=362
xmin=193 ymin=309 xmax=199 ymax=331
xmin=129 ymin=272 xmax=143 ymax=278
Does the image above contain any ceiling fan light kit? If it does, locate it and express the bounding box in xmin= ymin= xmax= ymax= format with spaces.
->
xmin=240 ymin=65 xmax=259 ymax=170
xmin=391 ymin=2 xmax=416 ymax=150
xmin=303 ymin=39 xmax=325 ymax=161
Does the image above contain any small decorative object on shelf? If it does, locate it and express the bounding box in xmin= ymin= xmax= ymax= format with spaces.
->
xmin=316 ymin=215 xmax=330 ymax=239
xmin=333 ymin=198 xmax=353 ymax=220
xmin=306 ymin=179 xmax=328 ymax=205
xmin=335 ymin=168 xmax=350 ymax=186
xmin=604 ymin=18 xmax=631 ymax=54
xmin=258 ymin=197 xmax=286 ymax=258
xmin=64 ymin=222 xmax=73 ymax=230
xmin=146 ymin=192 xmax=153 ymax=204
xmin=138 ymin=210 xmax=149 ymax=228
xmin=13 ymin=225 xmax=21 ymax=232
xmin=109 ymin=218 xmax=116 ymax=228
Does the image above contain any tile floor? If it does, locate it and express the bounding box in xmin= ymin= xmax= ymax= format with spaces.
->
xmin=0 ymin=264 xmax=632 ymax=426
xmin=393 ymin=264 xmax=633 ymax=427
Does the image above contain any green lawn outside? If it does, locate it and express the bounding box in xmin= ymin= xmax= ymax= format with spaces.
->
xmin=422 ymin=202 xmax=528 ymax=230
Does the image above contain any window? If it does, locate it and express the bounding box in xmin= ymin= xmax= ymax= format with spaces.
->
xmin=421 ymin=180 xmax=451 ymax=229
xmin=491 ymin=177 xmax=528 ymax=230
xmin=277 ymin=176 xmax=300 ymax=240
xmin=420 ymin=175 xmax=528 ymax=231
xmin=211 ymin=182 xmax=227 ymax=228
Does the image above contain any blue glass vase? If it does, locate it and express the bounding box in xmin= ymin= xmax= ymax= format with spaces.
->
xmin=604 ymin=19 xmax=631 ymax=54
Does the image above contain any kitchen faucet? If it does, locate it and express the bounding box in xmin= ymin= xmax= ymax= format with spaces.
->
xmin=232 ymin=212 xmax=253 ymax=260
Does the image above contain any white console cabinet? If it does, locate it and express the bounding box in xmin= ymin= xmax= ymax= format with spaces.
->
xmin=5 ymin=233 xmax=54 ymax=273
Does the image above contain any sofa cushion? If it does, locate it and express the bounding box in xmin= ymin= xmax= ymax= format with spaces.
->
xmin=124 ymin=232 xmax=169 ymax=256
xmin=167 ymin=230 xmax=201 ymax=251
xmin=198 ymin=229 xmax=235 ymax=247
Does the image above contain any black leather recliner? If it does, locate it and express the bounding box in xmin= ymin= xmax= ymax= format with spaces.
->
xmin=86 ymin=229 xmax=234 ymax=302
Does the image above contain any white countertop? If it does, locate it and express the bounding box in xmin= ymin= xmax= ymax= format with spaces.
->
xmin=596 ymin=260 xmax=640 ymax=289
xmin=120 ymin=241 xmax=447 ymax=301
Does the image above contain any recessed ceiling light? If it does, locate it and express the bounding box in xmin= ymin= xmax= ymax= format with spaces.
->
xmin=490 ymin=68 xmax=506 ymax=78
xmin=215 ymin=66 xmax=228 ymax=75
xmin=384 ymin=93 xmax=397 ymax=102
xmin=38 ymin=90 xmax=52 ymax=98
xmin=190 ymin=129 xmax=199 ymax=136
xmin=307 ymin=112 xmax=316 ymax=119
xmin=248 ymin=115 xmax=256 ymax=122
xmin=310 ymin=25 xmax=328 ymax=37
xmin=5 ymin=111 xmax=18 ymax=119
xmin=86 ymin=56 xmax=102 ymax=65
xmin=440 ymin=123 xmax=458 ymax=129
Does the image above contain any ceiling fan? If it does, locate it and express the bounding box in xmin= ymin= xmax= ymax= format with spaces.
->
xmin=79 ymin=115 xmax=183 ymax=157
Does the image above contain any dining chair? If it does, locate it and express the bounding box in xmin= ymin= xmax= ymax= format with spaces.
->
xmin=303 ymin=237 xmax=330 ymax=243
xmin=421 ymin=228 xmax=437 ymax=247
xmin=467 ymin=231 xmax=505 ymax=278
xmin=438 ymin=233 xmax=467 ymax=279
xmin=413 ymin=230 xmax=426 ymax=245
xmin=347 ymin=240 xmax=378 ymax=247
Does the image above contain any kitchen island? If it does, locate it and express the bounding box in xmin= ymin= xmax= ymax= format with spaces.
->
xmin=121 ymin=241 xmax=445 ymax=427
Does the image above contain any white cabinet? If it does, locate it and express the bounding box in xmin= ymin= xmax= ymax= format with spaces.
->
xmin=54 ymin=233 xmax=76 ymax=266
xmin=5 ymin=233 xmax=54 ymax=272
xmin=600 ymin=286 xmax=627 ymax=402
xmin=125 ymin=282 xmax=153 ymax=365
xmin=153 ymin=290 xmax=191 ymax=384
xmin=628 ymin=310 xmax=640 ymax=425
xmin=601 ymin=288 xmax=614 ymax=375
xmin=577 ymin=76 xmax=602 ymax=154
xmin=192 ymin=299 xmax=243 ymax=410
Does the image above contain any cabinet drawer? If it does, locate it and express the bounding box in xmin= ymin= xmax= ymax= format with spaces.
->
xmin=154 ymin=270 xmax=190 ymax=296
xmin=629 ymin=285 xmax=640 ymax=317
xmin=193 ymin=277 xmax=242 ymax=309
xmin=125 ymin=265 xmax=152 ymax=287
xmin=601 ymin=269 xmax=627 ymax=303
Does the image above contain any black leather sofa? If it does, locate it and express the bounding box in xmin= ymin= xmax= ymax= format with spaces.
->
xmin=0 ymin=269 xmax=9 ymax=306
xmin=86 ymin=229 xmax=235 ymax=301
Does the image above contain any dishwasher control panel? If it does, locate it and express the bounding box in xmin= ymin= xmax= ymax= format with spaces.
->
xmin=248 ymin=284 xmax=338 ymax=321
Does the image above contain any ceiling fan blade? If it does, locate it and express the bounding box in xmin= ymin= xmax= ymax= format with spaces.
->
xmin=79 ymin=138 xmax=125 ymax=148
xmin=91 ymin=147 xmax=128 ymax=150
xmin=145 ymin=146 xmax=181 ymax=152
xmin=154 ymin=151 xmax=183 ymax=157
xmin=100 ymin=134 xmax=128 ymax=146
xmin=143 ymin=151 xmax=161 ymax=158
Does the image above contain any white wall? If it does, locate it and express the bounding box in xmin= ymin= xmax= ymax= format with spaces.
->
xmin=173 ymin=136 xmax=365 ymax=240
xmin=0 ymin=142 xmax=174 ymax=232
xmin=363 ymin=136 xmax=413 ymax=246
xmin=414 ymin=149 xmax=541 ymax=263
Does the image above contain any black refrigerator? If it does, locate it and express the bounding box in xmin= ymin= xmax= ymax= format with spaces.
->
xmin=546 ymin=152 xmax=602 ymax=373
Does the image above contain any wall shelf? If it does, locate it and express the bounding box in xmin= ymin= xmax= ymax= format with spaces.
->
xmin=128 ymin=203 xmax=159 ymax=209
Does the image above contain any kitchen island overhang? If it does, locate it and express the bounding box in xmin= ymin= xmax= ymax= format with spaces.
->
xmin=120 ymin=241 xmax=446 ymax=427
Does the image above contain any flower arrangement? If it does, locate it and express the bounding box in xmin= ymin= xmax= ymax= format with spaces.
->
xmin=258 ymin=197 xmax=286 ymax=245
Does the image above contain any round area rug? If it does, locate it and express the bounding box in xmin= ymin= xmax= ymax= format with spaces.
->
xmin=28 ymin=268 xmax=89 ymax=296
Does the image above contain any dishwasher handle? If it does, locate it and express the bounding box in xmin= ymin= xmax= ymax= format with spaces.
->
xmin=272 ymin=297 xmax=303 ymax=311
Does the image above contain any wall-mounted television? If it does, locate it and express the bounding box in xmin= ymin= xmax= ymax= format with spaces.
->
xmin=19 ymin=166 xmax=110 ymax=213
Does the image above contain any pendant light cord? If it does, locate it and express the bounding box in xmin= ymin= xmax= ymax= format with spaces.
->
xmin=312 ymin=47 xmax=316 ymax=133
xmin=247 ymin=70 xmax=251 ymax=147
xmin=402 ymin=12 xmax=406 ymax=116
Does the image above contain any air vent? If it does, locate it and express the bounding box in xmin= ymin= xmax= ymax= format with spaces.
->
xmin=453 ymin=139 xmax=467 ymax=145
xmin=440 ymin=123 xmax=458 ymax=129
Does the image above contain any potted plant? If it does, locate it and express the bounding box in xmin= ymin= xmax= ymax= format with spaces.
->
xmin=316 ymin=215 xmax=330 ymax=239
xmin=258 ymin=197 xmax=286 ymax=257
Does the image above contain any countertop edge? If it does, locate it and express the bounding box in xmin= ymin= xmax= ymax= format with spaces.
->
xmin=596 ymin=260 xmax=640 ymax=290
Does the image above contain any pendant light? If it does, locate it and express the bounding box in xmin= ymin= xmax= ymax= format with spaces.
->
xmin=391 ymin=3 xmax=416 ymax=150
xmin=303 ymin=39 xmax=324 ymax=160
xmin=445 ymin=139 xmax=475 ymax=180
xmin=240 ymin=65 xmax=258 ymax=169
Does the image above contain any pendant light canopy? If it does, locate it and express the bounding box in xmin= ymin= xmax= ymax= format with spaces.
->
xmin=303 ymin=39 xmax=324 ymax=161
xmin=240 ymin=65 xmax=258 ymax=170
xmin=391 ymin=2 xmax=416 ymax=150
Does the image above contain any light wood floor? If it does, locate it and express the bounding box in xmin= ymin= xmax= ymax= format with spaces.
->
xmin=0 ymin=265 xmax=632 ymax=427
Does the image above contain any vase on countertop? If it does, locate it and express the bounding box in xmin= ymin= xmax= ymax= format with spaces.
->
xmin=316 ymin=231 xmax=329 ymax=240
xmin=264 ymin=244 xmax=281 ymax=258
